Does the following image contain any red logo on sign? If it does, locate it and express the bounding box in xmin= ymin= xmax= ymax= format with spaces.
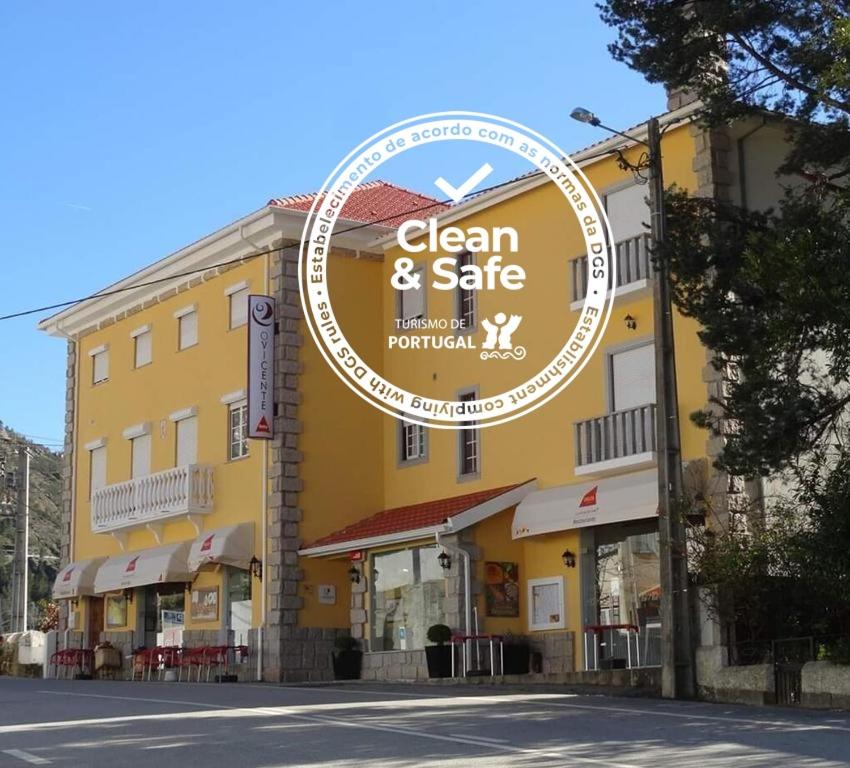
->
xmin=579 ymin=486 xmax=598 ymax=508
xmin=200 ymin=534 xmax=214 ymax=553
xmin=349 ymin=551 xmax=364 ymax=562
xmin=125 ymin=556 xmax=140 ymax=573
xmin=62 ymin=567 xmax=74 ymax=582
xmin=255 ymin=415 xmax=270 ymax=434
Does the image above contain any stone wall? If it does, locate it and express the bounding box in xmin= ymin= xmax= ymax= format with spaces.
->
xmin=802 ymin=661 xmax=850 ymax=710
xmin=695 ymin=646 xmax=774 ymax=705
xmin=528 ymin=631 xmax=575 ymax=675
xmin=361 ymin=650 xmax=429 ymax=681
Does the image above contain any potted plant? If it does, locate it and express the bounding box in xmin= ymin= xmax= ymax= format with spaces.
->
xmin=425 ymin=624 xmax=453 ymax=678
xmin=332 ymin=635 xmax=362 ymax=680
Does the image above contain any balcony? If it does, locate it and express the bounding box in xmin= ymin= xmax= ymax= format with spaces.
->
xmin=574 ymin=404 xmax=657 ymax=476
xmin=92 ymin=464 xmax=214 ymax=542
xmin=570 ymin=233 xmax=652 ymax=306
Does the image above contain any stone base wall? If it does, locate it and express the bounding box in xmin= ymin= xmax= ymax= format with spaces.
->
xmin=696 ymin=646 xmax=775 ymax=705
xmin=528 ymin=631 xmax=575 ymax=675
xmin=267 ymin=626 xmax=350 ymax=683
xmin=802 ymin=661 xmax=850 ymax=710
xmin=361 ymin=650 xmax=428 ymax=681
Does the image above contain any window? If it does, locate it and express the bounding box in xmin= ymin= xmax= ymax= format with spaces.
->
xmin=228 ymin=568 xmax=252 ymax=647
xmin=605 ymin=184 xmax=649 ymax=240
xmin=458 ymin=388 xmax=480 ymax=478
xmin=132 ymin=326 xmax=152 ymax=368
xmin=456 ymin=252 xmax=477 ymax=330
xmin=610 ymin=343 xmax=655 ymax=411
xmin=228 ymin=401 xmax=248 ymax=460
xmin=91 ymin=347 xmax=109 ymax=384
xmin=177 ymin=308 xmax=198 ymax=349
xmin=371 ymin=546 xmax=445 ymax=651
xmin=397 ymin=266 xmax=425 ymax=324
xmin=175 ymin=415 xmax=198 ymax=466
xmin=228 ymin=285 xmax=249 ymax=329
xmin=89 ymin=446 xmax=106 ymax=499
xmin=399 ymin=418 xmax=426 ymax=464
xmin=130 ymin=434 xmax=151 ymax=479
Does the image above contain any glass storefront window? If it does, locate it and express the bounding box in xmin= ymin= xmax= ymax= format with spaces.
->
xmin=587 ymin=521 xmax=662 ymax=667
xmin=370 ymin=545 xmax=446 ymax=651
xmin=228 ymin=568 xmax=252 ymax=646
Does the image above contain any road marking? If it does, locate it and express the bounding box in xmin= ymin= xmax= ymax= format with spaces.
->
xmin=448 ymin=733 xmax=510 ymax=743
xmin=2 ymin=749 xmax=51 ymax=765
xmin=434 ymin=163 xmax=493 ymax=202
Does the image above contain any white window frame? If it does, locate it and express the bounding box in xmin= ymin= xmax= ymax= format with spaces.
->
xmin=396 ymin=264 xmax=426 ymax=324
xmin=399 ymin=418 xmax=427 ymax=466
xmin=228 ymin=400 xmax=249 ymax=461
xmin=89 ymin=344 xmax=109 ymax=385
xmin=173 ymin=412 xmax=198 ymax=467
xmin=607 ymin=338 xmax=656 ymax=413
xmin=456 ymin=251 xmax=477 ymax=332
xmin=131 ymin=325 xmax=152 ymax=368
xmin=528 ymin=576 xmax=566 ymax=631
xmin=174 ymin=305 xmax=198 ymax=350
xmin=226 ymin=281 xmax=250 ymax=329
xmin=457 ymin=387 xmax=480 ymax=480
xmin=88 ymin=442 xmax=107 ymax=500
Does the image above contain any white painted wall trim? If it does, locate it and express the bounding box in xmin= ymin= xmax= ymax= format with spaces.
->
xmin=130 ymin=324 xmax=151 ymax=338
xmin=220 ymin=388 xmax=247 ymax=405
xmin=88 ymin=343 xmax=108 ymax=357
xmin=224 ymin=280 xmax=249 ymax=296
xmin=169 ymin=406 xmax=198 ymax=422
xmin=173 ymin=304 xmax=196 ymax=318
xmin=122 ymin=422 xmax=152 ymax=440
xmin=84 ymin=437 xmax=107 ymax=451
xmin=574 ymin=451 xmax=657 ymax=477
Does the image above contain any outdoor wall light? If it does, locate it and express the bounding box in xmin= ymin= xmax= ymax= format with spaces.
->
xmin=249 ymin=556 xmax=263 ymax=581
xmin=122 ymin=588 xmax=134 ymax=603
xmin=561 ymin=550 xmax=577 ymax=568
xmin=348 ymin=565 xmax=361 ymax=584
xmin=570 ymin=107 xmax=601 ymax=126
xmin=438 ymin=551 xmax=452 ymax=571
xmin=624 ymin=314 xmax=637 ymax=330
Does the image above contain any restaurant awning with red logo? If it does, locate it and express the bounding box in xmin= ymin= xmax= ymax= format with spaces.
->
xmin=188 ymin=523 xmax=254 ymax=572
xmin=511 ymin=469 xmax=658 ymax=539
xmin=93 ymin=542 xmax=191 ymax=593
xmin=52 ymin=557 xmax=106 ymax=599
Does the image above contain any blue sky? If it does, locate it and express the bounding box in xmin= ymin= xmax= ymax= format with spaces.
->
xmin=0 ymin=1 xmax=665 ymax=447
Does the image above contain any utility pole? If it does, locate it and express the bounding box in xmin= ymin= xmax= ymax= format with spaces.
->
xmin=570 ymin=107 xmax=695 ymax=698
xmin=10 ymin=445 xmax=31 ymax=633
xmin=647 ymin=116 xmax=694 ymax=699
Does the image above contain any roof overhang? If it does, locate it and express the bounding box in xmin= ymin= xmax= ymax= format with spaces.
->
xmin=37 ymin=205 xmax=388 ymax=338
xmin=373 ymin=100 xmax=705 ymax=250
xmin=299 ymin=479 xmax=537 ymax=557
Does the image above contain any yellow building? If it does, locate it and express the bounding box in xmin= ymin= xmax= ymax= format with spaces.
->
xmin=43 ymin=98 xmax=789 ymax=682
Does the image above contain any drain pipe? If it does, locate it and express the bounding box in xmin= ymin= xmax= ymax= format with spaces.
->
xmin=435 ymin=531 xmax=472 ymax=641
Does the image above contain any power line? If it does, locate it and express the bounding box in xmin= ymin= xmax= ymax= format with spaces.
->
xmin=0 ymin=146 xmax=624 ymax=324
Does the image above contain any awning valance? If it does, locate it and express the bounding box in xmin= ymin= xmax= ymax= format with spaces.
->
xmin=94 ymin=542 xmax=191 ymax=593
xmin=512 ymin=469 xmax=657 ymax=539
xmin=188 ymin=523 xmax=254 ymax=572
xmin=52 ymin=558 xmax=106 ymax=599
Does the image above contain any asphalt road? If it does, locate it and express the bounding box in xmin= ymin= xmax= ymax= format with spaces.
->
xmin=1 ymin=677 xmax=850 ymax=767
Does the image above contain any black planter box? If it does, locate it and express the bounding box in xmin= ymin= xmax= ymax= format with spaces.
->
xmin=425 ymin=644 xmax=453 ymax=678
xmin=502 ymin=644 xmax=530 ymax=675
xmin=332 ymin=649 xmax=363 ymax=680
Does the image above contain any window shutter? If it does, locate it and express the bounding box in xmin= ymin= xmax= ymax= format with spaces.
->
xmin=134 ymin=330 xmax=152 ymax=367
xmin=176 ymin=416 xmax=198 ymax=466
xmin=93 ymin=351 xmax=109 ymax=383
xmin=611 ymin=344 xmax=656 ymax=411
xmin=605 ymin=184 xmax=649 ymax=240
xmin=179 ymin=311 xmax=198 ymax=349
xmin=230 ymin=288 xmax=249 ymax=328
xmin=131 ymin=434 xmax=151 ymax=478
xmin=90 ymin=446 xmax=107 ymax=495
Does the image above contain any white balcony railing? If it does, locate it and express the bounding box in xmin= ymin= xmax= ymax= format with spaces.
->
xmin=574 ymin=404 xmax=656 ymax=470
xmin=570 ymin=234 xmax=652 ymax=303
xmin=92 ymin=464 xmax=214 ymax=534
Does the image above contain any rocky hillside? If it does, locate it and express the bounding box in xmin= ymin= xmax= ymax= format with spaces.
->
xmin=0 ymin=422 xmax=62 ymax=630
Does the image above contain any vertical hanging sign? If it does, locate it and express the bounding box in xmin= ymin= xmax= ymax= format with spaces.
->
xmin=247 ymin=294 xmax=275 ymax=439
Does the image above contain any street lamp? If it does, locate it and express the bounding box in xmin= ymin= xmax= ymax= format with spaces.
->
xmin=571 ymin=106 xmax=694 ymax=700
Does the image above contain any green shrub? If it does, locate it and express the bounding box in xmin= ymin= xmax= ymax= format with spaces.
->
xmin=427 ymin=624 xmax=452 ymax=645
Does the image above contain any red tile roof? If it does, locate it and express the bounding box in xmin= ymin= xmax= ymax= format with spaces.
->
xmin=268 ymin=180 xmax=448 ymax=229
xmin=304 ymin=481 xmax=531 ymax=551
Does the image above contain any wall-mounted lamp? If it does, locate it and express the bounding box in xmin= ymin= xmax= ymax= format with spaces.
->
xmin=624 ymin=314 xmax=637 ymax=331
xmin=348 ymin=565 xmax=361 ymax=584
xmin=123 ymin=588 xmax=135 ymax=604
xmin=249 ymin=556 xmax=263 ymax=581
xmin=438 ymin=550 xmax=452 ymax=571
xmin=561 ymin=550 xmax=577 ymax=569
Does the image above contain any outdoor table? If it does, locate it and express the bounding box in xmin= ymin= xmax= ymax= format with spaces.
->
xmin=583 ymin=624 xmax=639 ymax=670
xmin=450 ymin=634 xmax=504 ymax=678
